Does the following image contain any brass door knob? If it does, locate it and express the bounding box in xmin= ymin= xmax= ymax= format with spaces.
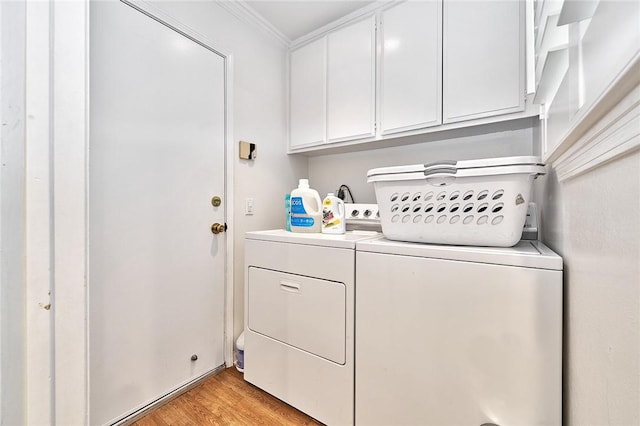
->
xmin=211 ymin=223 xmax=226 ymax=234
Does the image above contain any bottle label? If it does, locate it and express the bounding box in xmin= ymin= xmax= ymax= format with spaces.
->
xmin=285 ymin=194 xmax=291 ymax=232
xmin=291 ymin=216 xmax=315 ymax=227
xmin=322 ymin=197 xmax=343 ymax=229
xmin=323 ymin=206 xmax=336 ymax=227
xmin=290 ymin=196 xmax=307 ymax=214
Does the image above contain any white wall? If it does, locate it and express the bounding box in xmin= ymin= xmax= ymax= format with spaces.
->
xmin=134 ymin=1 xmax=307 ymax=341
xmin=536 ymin=1 xmax=640 ymax=422
xmin=0 ymin=2 xmax=26 ymax=425
xmin=541 ymin=150 xmax=639 ymax=425
xmin=309 ymin=118 xmax=537 ymax=203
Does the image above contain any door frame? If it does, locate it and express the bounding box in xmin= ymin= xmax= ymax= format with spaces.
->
xmin=24 ymin=1 xmax=235 ymax=423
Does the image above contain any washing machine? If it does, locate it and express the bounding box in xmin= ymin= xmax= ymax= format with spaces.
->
xmin=244 ymin=229 xmax=380 ymax=425
xmin=355 ymin=238 xmax=563 ymax=426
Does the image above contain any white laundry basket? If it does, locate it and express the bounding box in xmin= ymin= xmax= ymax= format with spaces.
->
xmin=367 ymin=156 xmax=546 ymax=247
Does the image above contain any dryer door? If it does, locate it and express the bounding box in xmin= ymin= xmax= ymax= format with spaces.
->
xmin=248 ymin=267 xmax=346 ymax=364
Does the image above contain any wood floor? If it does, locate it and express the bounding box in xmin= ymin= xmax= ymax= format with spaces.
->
xmin=132 ymin=367 xmax=323 ymax=425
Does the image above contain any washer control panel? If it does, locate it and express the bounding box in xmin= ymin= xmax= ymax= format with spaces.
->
xmin=345 ymin=204 xmax=380 ymax=230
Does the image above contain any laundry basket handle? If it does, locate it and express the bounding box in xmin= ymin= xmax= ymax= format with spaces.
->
xmin=423 ymin=160 xmax=457 ymax=169
xmin=423 ymin=167 xmax=457 ymax=177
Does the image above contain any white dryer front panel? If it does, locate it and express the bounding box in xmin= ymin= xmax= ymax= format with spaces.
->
xmin=248 ymin=267 xmax=346 ymax=364
xmin=244 ymin=232 xmax=362 ymax=426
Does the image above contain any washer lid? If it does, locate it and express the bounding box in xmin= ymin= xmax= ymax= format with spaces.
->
xmin=356 ymin=238 xmax=562 ymax=270
xmin=245 ymin=229 xmax=382 ymax=249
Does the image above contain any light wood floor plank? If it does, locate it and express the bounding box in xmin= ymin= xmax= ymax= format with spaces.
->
xmin=132 ymin=368 xmax=323 ymax=425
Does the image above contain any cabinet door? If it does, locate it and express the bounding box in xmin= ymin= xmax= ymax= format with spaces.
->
xmin=380 ymin=1 xmax=442 ymax=135
xmin=290 ymin=37 xmax=326 ymax=149
xmin=443 ymin=0 xmax=524 ymax=123
xmin=327 ymin=16 xmax=376 ymax=142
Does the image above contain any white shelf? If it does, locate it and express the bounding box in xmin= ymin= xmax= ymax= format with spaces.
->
xmin=558 ymin=0 xmax=599 ymax=25
xmin=534 ymin=0 xmax=564 ymax=37
xmin=533 ymin=47 xmax=569 ymax=105
xmin=535 ymin=14 xmax=568 ymax=84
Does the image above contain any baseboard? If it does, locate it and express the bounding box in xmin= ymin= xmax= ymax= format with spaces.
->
xmin=113 ymin=365 xmax=227 ymax=426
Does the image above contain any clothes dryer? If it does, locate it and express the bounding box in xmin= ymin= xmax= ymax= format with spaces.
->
xmin=244 ymin=229 xmax=380 ymax=426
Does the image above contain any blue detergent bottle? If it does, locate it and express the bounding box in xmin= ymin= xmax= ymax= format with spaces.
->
xmin=289 ymin=179 xmax=322 ymax=233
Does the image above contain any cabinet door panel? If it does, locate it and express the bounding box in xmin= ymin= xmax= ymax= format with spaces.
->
xmin=443 ymin=1 xmax=524 ymax=123
xmin=290 ymin=37 xmax=326 ymax=149
xmin=381 ymin=1 xmax=442 ymax=134
xmin=327 ymin=17 xmax=376 ymax=142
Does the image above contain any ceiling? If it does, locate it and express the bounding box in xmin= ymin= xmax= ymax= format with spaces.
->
xmin=244 ymin=1 xmax=377 ymax=42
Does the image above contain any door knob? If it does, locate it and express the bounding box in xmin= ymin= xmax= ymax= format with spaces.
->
xmin=211 ymin=223 xmax=227 ymax=234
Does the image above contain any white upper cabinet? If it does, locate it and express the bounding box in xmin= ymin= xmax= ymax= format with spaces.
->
xmin=288 ymin=0 xmax=531 ymax=152
xmin=443 ymin=0 xmax=525 ymax=123
xmin=380 ymin=1 xmax=442 ymax=135
xmin=290 ymin=37 xmax=326 ymax=149
xmin=327 ymin=16 xmax=376 ymax=142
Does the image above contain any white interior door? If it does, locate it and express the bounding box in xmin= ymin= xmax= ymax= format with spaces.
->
xmin=89 ymin=2 xmax=226 ymax=424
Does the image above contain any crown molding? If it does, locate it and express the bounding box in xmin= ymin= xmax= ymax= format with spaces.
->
xmin=290 ymin=0 xmax=399 ymax=49
xmin=217 ymin=0 xmax=291 ymax=48
xmin=553 ymin=83 xmax=640 ymax=182
xmin=544 ymin=52 xmax=640 ymax=164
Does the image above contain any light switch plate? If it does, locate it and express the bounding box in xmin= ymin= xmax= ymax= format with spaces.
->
xmin=245 ymin=198 xmax=254 ymax=215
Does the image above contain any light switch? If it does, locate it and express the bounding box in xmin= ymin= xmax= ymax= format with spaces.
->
xmin=245 ymin=198 xmax=254 ymax=215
